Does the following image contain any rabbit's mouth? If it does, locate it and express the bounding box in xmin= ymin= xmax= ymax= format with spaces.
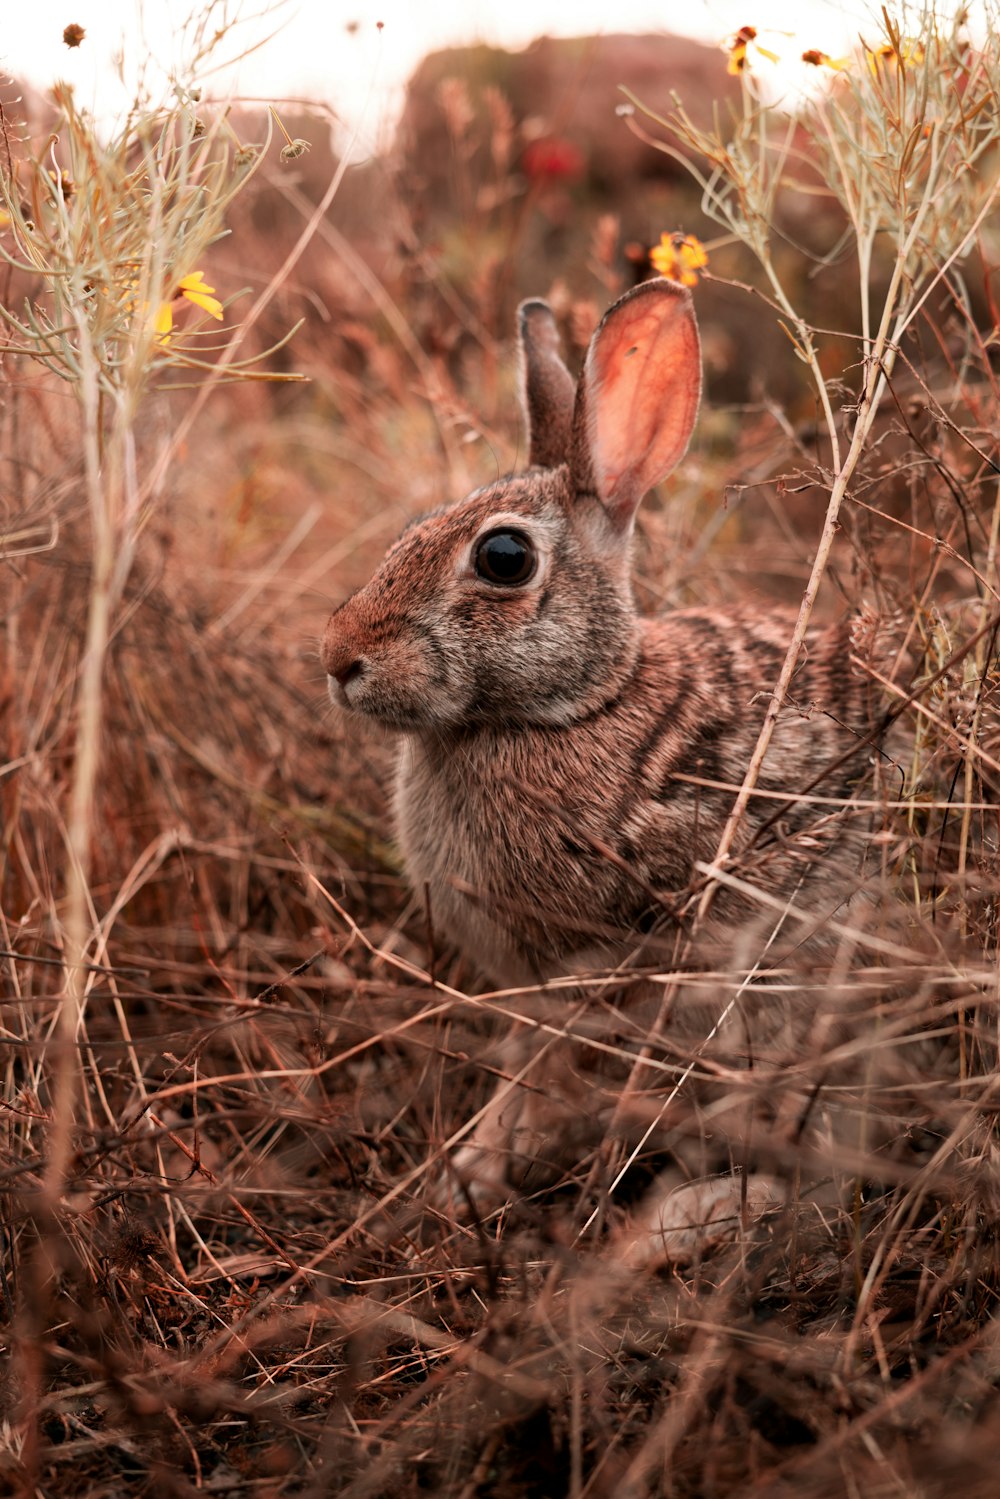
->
xmin=326 ymin=666 xmax=467 ymax=732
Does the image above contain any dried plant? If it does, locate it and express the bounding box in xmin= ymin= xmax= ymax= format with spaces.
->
xmin=0 ymin=8 xmax=308 ymax=1225
xmin=2 ymin=5 xmax=1000 ymax=1497
xmin=623 ymin=0 xmax=1000 ymax=925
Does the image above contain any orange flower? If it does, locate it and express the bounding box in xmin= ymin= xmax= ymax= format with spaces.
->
xmin=650 ymin=233 xmax=709 ymax=289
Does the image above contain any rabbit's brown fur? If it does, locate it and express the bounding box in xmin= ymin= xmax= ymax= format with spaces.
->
xmin=395 ymin=604 xmax=872 ymax=983
xmin=323 ymin=281 xmax=877 ymax=983
xmin=321 ymin=280 xmax=893 ymax=1255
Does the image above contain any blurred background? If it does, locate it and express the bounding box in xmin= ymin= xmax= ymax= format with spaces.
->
xmin=3 ymin=0 xmax=903 ymax=644
xmin=6 ymin=0 xmax=872 ymax=147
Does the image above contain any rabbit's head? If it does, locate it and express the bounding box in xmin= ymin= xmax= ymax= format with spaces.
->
xmin=321 ymin=279 xmax=701 ymax=731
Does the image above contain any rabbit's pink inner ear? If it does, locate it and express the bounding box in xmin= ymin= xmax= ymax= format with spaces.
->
xmin=519 ymin=299 xmax=575 ymax=470
xmin=574 ymin=281 xmax=702 ymax=529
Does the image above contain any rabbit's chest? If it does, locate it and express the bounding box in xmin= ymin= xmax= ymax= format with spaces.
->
xmin=393 ymin=728 xmax=646 ymax=981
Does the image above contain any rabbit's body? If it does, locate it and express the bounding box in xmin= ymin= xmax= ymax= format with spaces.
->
xmin=396 ymin=605 xmax=869 ymax=984
xmin=322 ymin=280 xmax=893 ymax=1256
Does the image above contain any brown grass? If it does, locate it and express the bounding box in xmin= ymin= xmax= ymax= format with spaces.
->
xmin=3 ymin=10 xmax=1000 ymax=1497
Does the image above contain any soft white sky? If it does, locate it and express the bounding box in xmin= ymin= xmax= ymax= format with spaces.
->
xmin=2 ymin=0 xmax=882 ymax=152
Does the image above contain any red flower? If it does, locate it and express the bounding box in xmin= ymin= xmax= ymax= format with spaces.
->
xmin=522 ymin=137 xmax=585 ymax=184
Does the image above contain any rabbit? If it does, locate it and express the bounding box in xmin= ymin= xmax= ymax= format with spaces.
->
xmin=320 ymin=278 xmax=893 ymax=1260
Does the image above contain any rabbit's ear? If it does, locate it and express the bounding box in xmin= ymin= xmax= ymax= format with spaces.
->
xmin=570 ymin=280 xmax=701 ymax=531
xmin=519 ymin=300 xmax=576 ymax=470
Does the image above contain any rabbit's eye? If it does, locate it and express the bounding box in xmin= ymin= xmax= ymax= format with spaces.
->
xmin=474 ymin=529 xmax=536 ymax=586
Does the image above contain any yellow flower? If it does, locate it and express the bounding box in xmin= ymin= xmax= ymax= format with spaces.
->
xmin=153 ymin=270 xmax=224 ymax=342
xmin=177 ymin=271 xmax=224 ymax=319
xmin=152 ymin=301 xmax=174 ymax=339
xmin=725 ymin=24 xmax=780 ymax=75
xmin=650 ymin=233 xmax=709 ymax=289
xmin=867 ymin=38 xmax=926 ymax=73
xmin=802 ymin=49 xmax=850 ymax=71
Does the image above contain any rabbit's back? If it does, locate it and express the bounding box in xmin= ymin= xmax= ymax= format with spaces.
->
xmin=396 ymin=606 xmax=872 ymax=984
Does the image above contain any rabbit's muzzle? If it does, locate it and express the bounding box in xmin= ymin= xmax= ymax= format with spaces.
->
xmin=321 ymin=600 xmax=368 ymax=706
xmin=322 ymin=590 xmax=470 ymax=729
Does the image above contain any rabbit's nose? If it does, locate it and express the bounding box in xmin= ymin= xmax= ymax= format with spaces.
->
xmin=329 ymin=654 xmax=364 ymax=689
xmin=321 ymin=634 xmax=365 ymax=689
xmin=335 ymin=659 xmax=364 ymax=689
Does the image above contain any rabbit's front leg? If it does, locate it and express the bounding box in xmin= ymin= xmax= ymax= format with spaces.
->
xmin=433 ymin=1024 xmax=584 ymax=1216
xmin=440 ymin=1072 xmax=531 ymax=1212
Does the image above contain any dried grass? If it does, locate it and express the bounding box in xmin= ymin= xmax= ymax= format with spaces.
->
xmin=2 ymin=5 xmax=1000 ymax=1496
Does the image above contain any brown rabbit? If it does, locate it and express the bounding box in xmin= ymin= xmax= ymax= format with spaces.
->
xmin=321 ymin=279 xmax=886 ymax=1258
